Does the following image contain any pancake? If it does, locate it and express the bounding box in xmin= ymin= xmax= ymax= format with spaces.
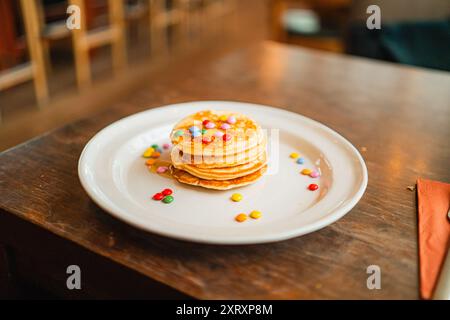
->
xmin=169 ymin=109 xmax=268 ymax=190
xmin=170 ymin=110 xmax=264 ymax=157
xmin=173 ymin=152 xmax=267 ymax=180
xmin=170 ymin=140 xmax=266 ymax=168
xmin=171 ymin=165 xmax=267 ymax=190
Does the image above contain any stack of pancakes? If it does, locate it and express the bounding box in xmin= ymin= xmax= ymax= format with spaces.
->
xmin=170 ymin=110 xmax=267 ymax=190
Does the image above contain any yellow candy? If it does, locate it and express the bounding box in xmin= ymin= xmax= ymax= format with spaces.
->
xmin=143 ymin=147 xmax=155 ymax=158
xmin=301 ymin=168 xmax=312 ymax=175
xmin=235 ymin=213 xmax=247 ymax=223
xmin=231 ymin=193 xmax=243 ymax=202
xmin=290 ymin=152 xmax=299 ymax=159
xmin=219 ymin=115 xmax=228 ymax=121
xmin=249 ymin=210 xmax=262 ymax=219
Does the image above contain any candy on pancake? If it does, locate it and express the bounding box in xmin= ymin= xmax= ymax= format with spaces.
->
xmin=170 ymin=110 xmax=264 ymax=157
xmin=170 ymin=165 xmax=267 ymax=190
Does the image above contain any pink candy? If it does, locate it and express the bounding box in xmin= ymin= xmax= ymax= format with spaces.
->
xmin=214 ymin=131 xmax=224 ymax=137
xmin=205 ymin=122 xmax=216 ymax=129
xmin=163 ymin=143 xmax=171 ymax=150
xmin=156 ymin=166 xmax=168 ymax=174
xmin=220 ymin=123 xmax=231 ymax=130
xmin=227 ymin=116 xmax=236 ymax=124
xmin=309 ymin=171 xmax=320 ymax=178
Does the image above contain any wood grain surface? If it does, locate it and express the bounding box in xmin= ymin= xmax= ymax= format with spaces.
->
xmin=1 ymin=42 xmax=449 ymax=299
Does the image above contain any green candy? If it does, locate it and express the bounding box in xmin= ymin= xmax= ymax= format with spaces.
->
xmin=201 ymin=129 xmax=207 ymax=134
xmin=174 ymin=130 xmax=184 ymax=137
xmin=162 ymin=195 xmax=174 ymax=204
xmin=151 ymin=144 xmax=159 ymax=149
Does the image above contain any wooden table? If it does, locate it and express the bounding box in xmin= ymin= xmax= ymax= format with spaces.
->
xmin=1 ymin=42 xmax=449 ymax=299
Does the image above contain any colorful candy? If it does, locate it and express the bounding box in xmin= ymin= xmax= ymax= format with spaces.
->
xmin=189 ymin=126 xmax=200 ymax=134
xmin=223 ymin=134 xmax=232 ymax=142
xmin=220 ymin=123 xmax=231 ymax=130
xmin=151 ymin=144 xmax=159 ymax=149
xmin=143 ymin=147 xmax=155 ymax=158
xmin=202 ymin=120 xmax=210 ymax=126
xmin=235 ymin=213 xmax=247 ymax=223
xmin=152 ymin=188 xmax=175 ymax=204
xmin=201 ymin=129 xmax=207 ymax=134
xmin=174 ymin=130 xmax=184 ymax=137
xmin=205 ymin=122 xmax=216 ymax=129
xmin=249 ymin=210 xmax=262 ymax=219
xmin=309 ymin=171 xmax=320 ymax=178
xmin=156 ymin=166 xmax=168 ymax=173
xmin=202 ymin=136 xmax=214 ymax=144
xmin=227 ymin=116 xmax=236 ymax=124
xmin=162 ymin=195 xmax=174 ymax=204
xmin=219 ymin=115 xmax=228 ymax=121
xmin=301 ymin=168 xmax=312 ymax=175
xmin=296 ymin=157 xmax=305 ymax=164
xmin=152 ymin=193 xmax=164 ymax=201
xmin=231 ymin=193 xmax=243 ymax=202
xmin=308 ymin=183 xmax=319 ymax=191
xmin=152 ymin=151 xmax=161 ymax=158
xmin=163 ymin=143 xmax=171 ymax=150
xmin=145 ymin=159 xmax=156 ymax=166
xmin=191 ymin=131 xmax=201 ymax=138
xmin=214 ymin=131 xmax=224 ymax=138
xmin=290 ymin=152 xmax=299 ymax=159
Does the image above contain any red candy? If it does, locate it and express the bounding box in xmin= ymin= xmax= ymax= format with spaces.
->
xmin=308 ymin=184 xmax=319 ymax=191
xmin=223 ymin=134 xmax=232 ymax=142
xmin=202 ymin=136 xmax=215 ymax=144
xmin=162 ymin=188 xmax=173 ymax=196
xmin=202 ymin=120 xmax=210 ymax=126
xmin=152 ymin=193 xmax=164 ymax=200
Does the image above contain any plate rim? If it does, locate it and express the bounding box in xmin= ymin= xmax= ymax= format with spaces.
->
xmin=78 ymin=100 xmax=368 ymax=244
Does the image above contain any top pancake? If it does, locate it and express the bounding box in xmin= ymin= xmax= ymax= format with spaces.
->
xmin=170 ymin=110 xmax=264 ymax=158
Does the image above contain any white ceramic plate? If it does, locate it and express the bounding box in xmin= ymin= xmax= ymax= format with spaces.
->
xmin=79 ymin=101 xmax=367 ymax=244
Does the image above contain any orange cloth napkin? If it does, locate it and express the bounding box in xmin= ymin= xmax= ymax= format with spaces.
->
xmin=417 ymin=178 xmax=450 ymax=299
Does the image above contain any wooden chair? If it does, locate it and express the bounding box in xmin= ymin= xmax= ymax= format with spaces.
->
xmin=149 ymin=0 xmax=188 ymax=55
xmin=69 ymin=0 xmax=127 ymax=89
xmin=0 ymin=0 xmax=49 ymax=107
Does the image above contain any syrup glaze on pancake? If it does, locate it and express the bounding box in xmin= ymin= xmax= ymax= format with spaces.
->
xmin=170 ymin=110 xmax=264 ymax=157
xmin=170 ymin=140 xmax=266 ymax=168
xmin=170 ymin=165 xmax=268 ymax=190
xmin=173 ymin=152 xmax=267 ymax=180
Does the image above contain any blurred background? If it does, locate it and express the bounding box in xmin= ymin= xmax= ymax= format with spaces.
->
xmin=0 ymin=0 xmax=449 ymax=152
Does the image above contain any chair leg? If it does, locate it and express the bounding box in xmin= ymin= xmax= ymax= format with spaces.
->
xmin=109 ymin=0 xmax=127 ymax=73
xmin=149 ymin=0 xmax=169 ymax=56
xmin=20 ymin=0 xmax=49 ymax=108
xmin=69 ymin=0 xmax=91 ymax=90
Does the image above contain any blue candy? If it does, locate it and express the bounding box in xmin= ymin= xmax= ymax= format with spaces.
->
xmin=296 ymin=157 xmax=305 ymax=164
xmin=191 ymin=131 xmax=201 ymax=138
xmin=189 ymin=126 xmax=200 ymax=133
